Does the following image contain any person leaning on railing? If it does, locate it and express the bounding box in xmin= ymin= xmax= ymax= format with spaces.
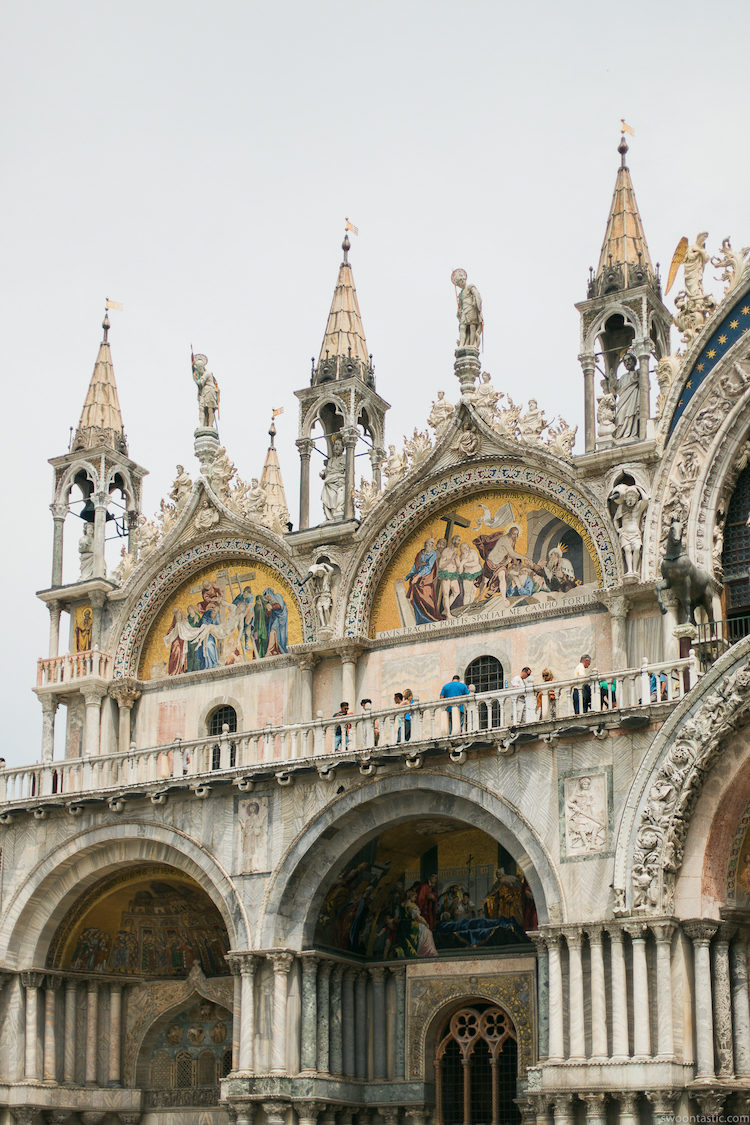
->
xmin=536 ymin=668 xmax=556 ymax=719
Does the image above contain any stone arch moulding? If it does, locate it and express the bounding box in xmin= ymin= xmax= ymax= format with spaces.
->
xmin=112 ymin=538 xmax=316 ymax=678
xmin=342 ymin=462 xmax=621 ymax=637
xmin=124 ymin=961 xmax=233 ymax=1088
xmin=0 ymin=822 xmax=250 ymax=968
xmin=300 ymin=392 xmax=350 ymax=439
xmin=414 ymin=984 xmax=533 ymax=1083
xmin=581 ymin=301 xmax=642 ymax=354
xmin=612 ymin=636 xmax=750 ymax=917
xmin=56 ymin=458 xmax=102 ymax=500
xmin=200 ymin=694 xmax=244 ymax=735
xmin=257 ymin=771 xmax=565 ymax=950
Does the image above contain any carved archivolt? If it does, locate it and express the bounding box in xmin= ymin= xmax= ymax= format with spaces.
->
xmin=615 ymin=639 xmax=750 ymax=915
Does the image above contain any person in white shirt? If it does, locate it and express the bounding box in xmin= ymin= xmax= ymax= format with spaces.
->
xmin=573 ymin=654 xmax=592 ymax=714
xmin=510 ymin=666 xmax=533 ymax=723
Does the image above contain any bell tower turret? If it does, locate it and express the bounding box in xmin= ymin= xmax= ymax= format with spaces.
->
xmin=576 ymin=134 xmax=672 ymax=453
xmin=294 ymin=232 xmax=389 ymax=534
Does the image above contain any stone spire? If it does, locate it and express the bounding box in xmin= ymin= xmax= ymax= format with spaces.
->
xmin=313 ymin=234 xmax=374 ymax=385
xmin=261 ymin=417 xmax=290 ymax=531
xmin=72 ymin=311 xmax=128 ymax=453
xmin=593 ymin=136 xmax=655 ymax=294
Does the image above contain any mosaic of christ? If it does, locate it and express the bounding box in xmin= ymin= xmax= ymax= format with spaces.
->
xmin=370 ymin=491 xmax=600 ymax=635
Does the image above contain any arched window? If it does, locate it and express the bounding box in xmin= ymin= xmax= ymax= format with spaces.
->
xmin=208 ymin=706 xmax=237 ymax=770
xmin=197 ymin=1049 xmax=217 ymax=1085
xmin=150 ymin=1050 xmax=172 ymax=1088
xmin=175 ymin=1050 xmax=193 ymax=1088
xmin=465 ymin=656 xmax=504 ymax=731
xmin=434 ymin=1005 xmax=519 ymax=1125
xmin=723 ymin=462 xmax=750 ymax=618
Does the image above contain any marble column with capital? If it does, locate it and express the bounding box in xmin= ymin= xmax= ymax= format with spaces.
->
xmin=240 ymin=955 xmax=257 ymax=1072
xmin=300 ymin=954 xmax=319 ymax=1074
xmin=63 ymin=979 xmax=77 ymax=1084
xmin=552 ymin=1094 xmax=575 ymax=1125
xmin=329 ymin=966 xmax=343 ymax=1075
xmin=731 ymin=936 xmax=750 ymax=1076
xmin=530 ymin=934 xmax=549 ymax=1060
xmin=391 ymin=963 xmax=406 ymax=1079
xmin=582 ymin=1094 xmax=606 ymax=1125
xmin=646 ymin=1092 xmax=678 ymax=1125
xmin=624 ymin=923 xmax=651 ymax=1057
xmin=579 ymin=352 xmax=596 ymax=453
xmin=296 ymin=1101 xmax=323 ymax=1125
xmin=609 ymin=596 xmax=628 ymax=669
xmin=40 ymin=697 xmax=58 ymax=764
xmin=713 ymin=925 xmax=735 ymax=1077
xmin=48 ymin=600 xmax=62 ymax=658
xmin=342 ymin=428 xmax=358 ymax=522
xmin=316 ymin=960 xmax=331 ymax=1074
xmin=270 ymin=952 xmax=293 ymax=1075
xmin=588 ymin=927 xmax=607 ymax=1060
xmin=51 ymin=512 xmax=66 ymax=587
xmin=565 ymin=929 xmax=585 ymax=1059
xmin=530 ymin=1095 xmax=553 ymax=1125
xmin=43 ymin=976 xmax=61 ymax=1083
xmin=370 ymin=966 xmax=387 ymax=1078
xmin=608 ymin=927 xmax=629 ymax=1059
xmin=651 ymin=922 xmax=675 ymax=1059
xmin=354 ymin=969 xmax=368 ymax=1079
xmin=616 ymin=1093 xmax=639 ymax=1125
xmin=684 ymin=921 xmax=718 ymax=1079
xmin=85 ymin=980 xmax=99 ymax=1084
xmin=108 ymin=983 xmax=122 ymax=1085
xmin=342 ymin=969 xmax=355 ymax=1077
xmin=296 ymin=438 xmax=313 ymax=530
xmin=21 ymin=971 xmax=44 ymax=1081
xmin=82 ymin=688 xmax=105 ymax=757
xmin=546 ymin=935 xmax=564 ymax=1061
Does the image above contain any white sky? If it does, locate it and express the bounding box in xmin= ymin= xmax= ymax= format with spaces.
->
xmin=3 ymin=0 xmax=749 ymax=767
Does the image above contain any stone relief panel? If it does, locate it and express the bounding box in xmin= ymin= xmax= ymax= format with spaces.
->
xmin=237 ymin=796 xmax=270 ymax=874
xmin=559 ymin=769 xmax=613 ymax=862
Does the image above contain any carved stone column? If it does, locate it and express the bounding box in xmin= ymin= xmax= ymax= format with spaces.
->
xmin=391 ymin=962 xmax=406 ymax=1079
xmin=342 ymin=427 xmax=358 ymax=522
xmin=659 ymin=588 xmax=681 ymax=661
xmin=546 ymin=934 xmax=564 ymax=1061
xmin=89 ymin=589 xmax=107 ymax=651
xmin=43 ymin=975 xmax=61 ymax=1083
xmin=713 ymin=924 xmax=735 ymax=1078
xmin=370 ymin=966 xmax=387 ymax=1078
xmin=329 ymin=965 xmax=343 ymax=1075
xmin=315 ymin=959 xmax=331 ymax=1074
xmin=624 ymin=923 xmax=650 ymax=1057
xmin=579 ymin=352 xmax=596 ymax=453
xmin=296 ymin=438 xmax=313 ymax=531
xmin=582 ymin=1094 xmax=606 ymax=1125
xmin=645 ymin=1091 xmax=678 ymax=1125
xmin=565 ymin=928 xmax=585 ymax=1059
xmin=684 ymin=921 xmax=718 ymax=1079
xmin=82 ymin=686 xmax=106 ymax=757
xmin=296 ymin=1101 xmax=324 ymax=1125
xmin=40 ymin=697 xmax=58 ymax=763
xmin=300 ymin=954 xmax=319 ymax=1074
xmin=529 ymin=1094 xmax=553 ymax=1125
xmin=63 ymin=979 xmax=77 ymax=1084
xmin=239 ymin=954 xmax=257 ymax=1072
xmin=109 ymin=983 xmax=122 ymax=1085
xmin=731 ymin=935 xmax=750 ymax=1076
xmin=85 ymin=979 xmax=99 ymax=1084
xmin=110 ymin=681 xmax=141 ymax=753
xmin=229 ymin=959 xmax=241 ymax=1070
xmin=297 ymin=657 xmax=317 ymax=725
xmin=634 ymin=338 xmax=651 ymax=440
xmin=529 ymin=933 xmax=549 ymax=1060
xmin=616 ymin=1093 xmax=639 ymax=1125
xmin=93 ymin=496 xmax=107 ymax=579
xmin=609 ymin=596 xmax=628 ymax=670
xmin=586 ymin=926 xmax=607 ymax=1060
xmin=370 ymin=447 xmax=385 ymax=494
xmin=342 ymin=968 xmax=355 ymax=1076
xmin=354 ymin=968 xmax=368 ymax=1079
xmin=262 ymin=1103 xmax=290 ymax=1125
xmin=48 ymin=600 xmax=62 ymax=659
xmin=51 ymin=510 xmax=66 ymax=587
xmin=608 ymin=926 xmax=629 ymax=1059
xmin=21 ymin=971 xmax=44 ymax=1081
xmin=651 ymin=922 xmax=675 ymax=1058
xmin=552 ymin=1094 xmax=575 ymax=1125
xmin=694 ymin=1092 xmax=726 ymax=1121
xmin=338 ymin=647 xmax=359 ymax=710
xmin=270 ymin=952 xmax=293 ymax=1075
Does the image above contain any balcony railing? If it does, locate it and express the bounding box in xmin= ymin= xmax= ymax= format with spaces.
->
xmin=696 ymin=615 xmax=750 ymax=671
xmin=5 ymin=655 xmax=699 ymax=808
xmin=37 ymin=649 xmax=113 ymax=688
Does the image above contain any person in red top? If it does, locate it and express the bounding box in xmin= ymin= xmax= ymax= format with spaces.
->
xmin=416 ymin=873 xmax=439 ymax=930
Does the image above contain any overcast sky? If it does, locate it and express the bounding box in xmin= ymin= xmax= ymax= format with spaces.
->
xmin=3 ymin=0 xmax=748 ymax=767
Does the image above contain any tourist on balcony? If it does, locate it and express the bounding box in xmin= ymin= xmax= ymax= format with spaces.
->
xmin=600 ymin=677 xmax=617 ymax=709
xmin=360 ymin=698 xmax=380 ymax=746
xmin=403 ymin=688 xmax=414 ymax=741
xmin=440 ymin=675 xmax=469 ymax=733
xmin=510 ymin=666 xmax=533 ymax=723
xmin=536 ymin=668 xmax=556 ymax=720
xmin=573 ymin=654 xmax=592 ymax=714
xmin=394 ymin=692 xmax=405 ymax=742
xmin=333 ymin=702 xmax=350 ymax=750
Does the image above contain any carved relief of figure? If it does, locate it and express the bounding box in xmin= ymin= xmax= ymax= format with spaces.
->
xmin=241 ymin=477 xmax=268 ymax=517
xmin=610 ymin=483 xmax=650 ymax=578
xmin=136 ymin=514 xmax=160 ymax=557
xmin=713 ymin=498 xmax=727 ymax=575
xmin=320 ymin=434 xmax=346 ymax=521
xmin=565 ymin=775 xmax=606 ymax=854
xmin=195 ymin=500 xmax=220 ymax=531
xmin=474 ymin=371 xmax=501 ymax=425
xmin=239 ymin=798 xmax=269 ymax=873
xmin=169 ymin=465 xmax=192 ymax=512
xmin=612 ymin=352 xmax=640 ymax=442
xmin=683 ymin=232 xmax=711 ymax=300
xmin=454 ymin=421 xmax=480 ymax=458
xmin=655 ymin=355 xmax=681 ymax=420
xmin=384 ymin=443 xmax=408 ymax=488
xmin=427 ymin=390 xmax=455 ymax=435
xmin=306 ymin=561 xmax=335 ymax=628
xmin=192 ymin=353 xmax=219 ymax=429
xmin=518 ymin=399 xmax=547 ymax=444
xmin=208 ymin=447 xmax=236 ymax=501
xmin=78 ymin=522 xmax=95 ymax=579
xmin=451 ymin=268 xmax=483 ymax=348
xmin=113 ymin=545 xmax=136 ymax=585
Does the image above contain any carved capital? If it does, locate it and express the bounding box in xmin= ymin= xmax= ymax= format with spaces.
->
xmin=644 ymin=1091 xmax=678 ymax=1116
xmin=341 ymin=426 xmax=359 ymax=448
xmin=562 ymin=925 xmax=583 ymax=949
xmin=226 ymin=951 xmax=258 ymax=977
xmin=296 ymin=654 xmax=319 ymax=674
xmin=369 ymin=965 xmax=386 ymax=983
xmin=296 ymin=438 xmax=314 ymax=457
xmin=586 ymin=923 xmax=605 ymax=946
xmin=693 ymin=1091 xmax=726 ymax=1118
xmin=261 ymin=1103 xmax=290 ymax=1125
xmin=80 ymin=1115 xmax=106 ymax=1125
xmin=11 ymin=1111 xmax=45 ymax=1125
xmin=300 ymin=953 xmax=319 ymax=974
xmin=109 ymin=678 xmax=141 ymax=708
xmin=269 ymin=951 xmax=294 ymax=975
xmin=82 ymin=684 xmax=107 ymax=705
xmin=650 ymin=921 xmax=676 ymax=943
xmin=623 ymin=922 xmax=648 ymax=941
xmin=683 ymin=920 xmax=719 ymax=945
xmin=118 ymin=1116 xmax=142 ymax=1125
xmin=294 ymin=1103 xmax=325 ymax=1125
xmin=606 ymin=925 xmax=625 ymax=946
xmin=615 ymin=1093 xmax=639 ymax=1115
xmin=44 ymin=974 xmax=62 ymax=990
xmin=20 ymin=970 xmax=45 ymax=989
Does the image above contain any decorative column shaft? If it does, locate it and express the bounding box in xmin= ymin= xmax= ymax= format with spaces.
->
xmin=231 ymin=964 xmax=241 ymax=1070
xmin=579 ymin=353 xmax=596 ymax=453
xmin=713 ymin=928 xmax=735 ymax=1078
xmin=93 ymin=497 xmax=107 ymax=579
xmin=85 ymin=980 xmax=98 ymax=1085
xmin=298 ymin=659 xmax=315 ymax=724
xmin=329 ymin=966 xmax=343 ymax=1075
xmin=392 ymin=963 xmax=406 ymax=1079
xmin=354 ymin=969 xmax=368 ymax=1079
xmin=51 ymin=513 xmax=65 ymax=587
xmin=300 ymin=954 xmax=319 ymax=1074
xmin=343 ymin=428 xmax=357 ymax=522
xmin=342 ymin=969 xmax=355 ymax=1076
xmin=63 ymin=980 xmax=77 ymax=1084
xmin=316 ymin=961 xmax=331 ymax=1074
xmin=635 ymin=339 xmax=651 ymax=440
xmin=616 ymin=1094 xmax=639 ymax=1125
xmin=340 ymin=653 xmax=357 ymax=708
xmin=588 ymin=928 xmax=607 ymax=1060
xmin=624 ymin=924 xmax=650 ymax=1057
xmin=239 ymin=956 xmax=257 ymax=1072
xmin=41 ymin=697 xmax=58 ymax=764
xmin=83 ymin=688 xmax=105 ymax=757
xmin=609 ymin=597 xmax=628 ymax=670
xmin=652 ymin=923 xmax=674 ymax=1058
xmin=546 ymin=935 xmax=564 ymax=1061
xmin=43 ymin=976 xmax=60 ymax=1083
xmin=685 ymin=922 xmax=718 ymax=1079
xmin=530 ymin=934 xmax=549 ymax=1060
xmin=48 ymin=601 xmax=62 ymax=659
xmin=109 ymin=984 xmax=122 ymax=1085
xmin=370 ymin=966 xmax=387 ymax=1079
xmin=566 ymin=929 xmax=585 ymax=1059
xmin=297 ymin=438 xmax=313 ymax=531
xmin=731 ymin=937 xmax=750 ymax=1076
xmin=21 ymin=971 xmax=44 ymax=1081
xmin=608 ymin=927 xmax=629 ymax=1059
xmin=583 ymin=1094 xmax=606 ymax=1125
xmin=552 ymin=1094 xmax=575 ymax=1125
xmin=270 ymin=952 xmax=293 ymax=1075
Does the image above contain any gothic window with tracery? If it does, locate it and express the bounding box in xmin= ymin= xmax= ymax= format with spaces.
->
xmin=434 ymin=1004 xmax=519 ymax=1125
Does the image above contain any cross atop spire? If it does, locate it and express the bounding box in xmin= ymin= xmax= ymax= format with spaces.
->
xmin=312 ymin=233 xmax=374 ymax=386
xmin=72 ymin=309 xmax=128 ymax=454
xmin=592 ymin=135 xmax=655 ymax=295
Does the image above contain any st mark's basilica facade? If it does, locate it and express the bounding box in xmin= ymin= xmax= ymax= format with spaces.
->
xmin=2 ymin=136 xmax=750 ymax=1125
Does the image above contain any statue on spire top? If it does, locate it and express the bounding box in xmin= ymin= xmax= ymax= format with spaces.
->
xmin=451 ymin=269 xmax=483 ymax=348
xmin=192 ymin=353 xmax=220 ymax=430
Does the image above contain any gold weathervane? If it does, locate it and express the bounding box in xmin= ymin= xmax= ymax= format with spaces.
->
xmin=345 ymin=217 xmax=359 ymax=236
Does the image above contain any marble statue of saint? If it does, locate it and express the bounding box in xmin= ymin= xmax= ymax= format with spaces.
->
xmin=169 ymin=465 xmax=192 ymax=512
xmin=320 ymin=435 xmax=346 ymax=521
xmin=518 ymin=399 xmax=547 ymax=444
xmin=306 ymin=561 xmax=335 ymax=627
xmin=78 ymin=522 xmax=95 ymax=579
xmin=427 ymin=391 xmax=455 ymax=435
xmin=209 ymin=446 xmax=236 ymax=500
xmin=612 ymin=353 xmax=640 ymax=442
xmin=474 ymin=371 xmax=501 ymax=425
xmin=242 ymin=477 xmax=268 ymax=516
xmin=610 ymin=483 xmax=649 ymax=577
xmin=683 ymin=232 xmax=711 ymax=300
xmin=192 ymin=353 xmax=219 ymax=429
xmin=451 ymin=268 xmax=483 ymax=348
xmin=384 ymin=444 xmax=408 ymax=488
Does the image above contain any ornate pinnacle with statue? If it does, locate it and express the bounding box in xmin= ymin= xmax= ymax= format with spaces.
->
xmin=452 ymin=268 xmax=483 ymax=398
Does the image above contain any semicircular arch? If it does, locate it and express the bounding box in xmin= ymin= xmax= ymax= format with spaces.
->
xmin=0 ymin=822 xmax=250 ymax=968
xmin=257 ymin=771 xmax=564 ymax=949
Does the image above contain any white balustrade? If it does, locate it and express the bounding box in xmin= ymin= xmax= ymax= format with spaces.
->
xmin=7 ymin=655 xmax=697 ymax=806
xmin=37 ymin=649 xmax=112 ymax=687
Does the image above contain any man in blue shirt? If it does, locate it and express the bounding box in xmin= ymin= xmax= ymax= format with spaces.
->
xmin=440 ymin=674 xmax=469 ymax=733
